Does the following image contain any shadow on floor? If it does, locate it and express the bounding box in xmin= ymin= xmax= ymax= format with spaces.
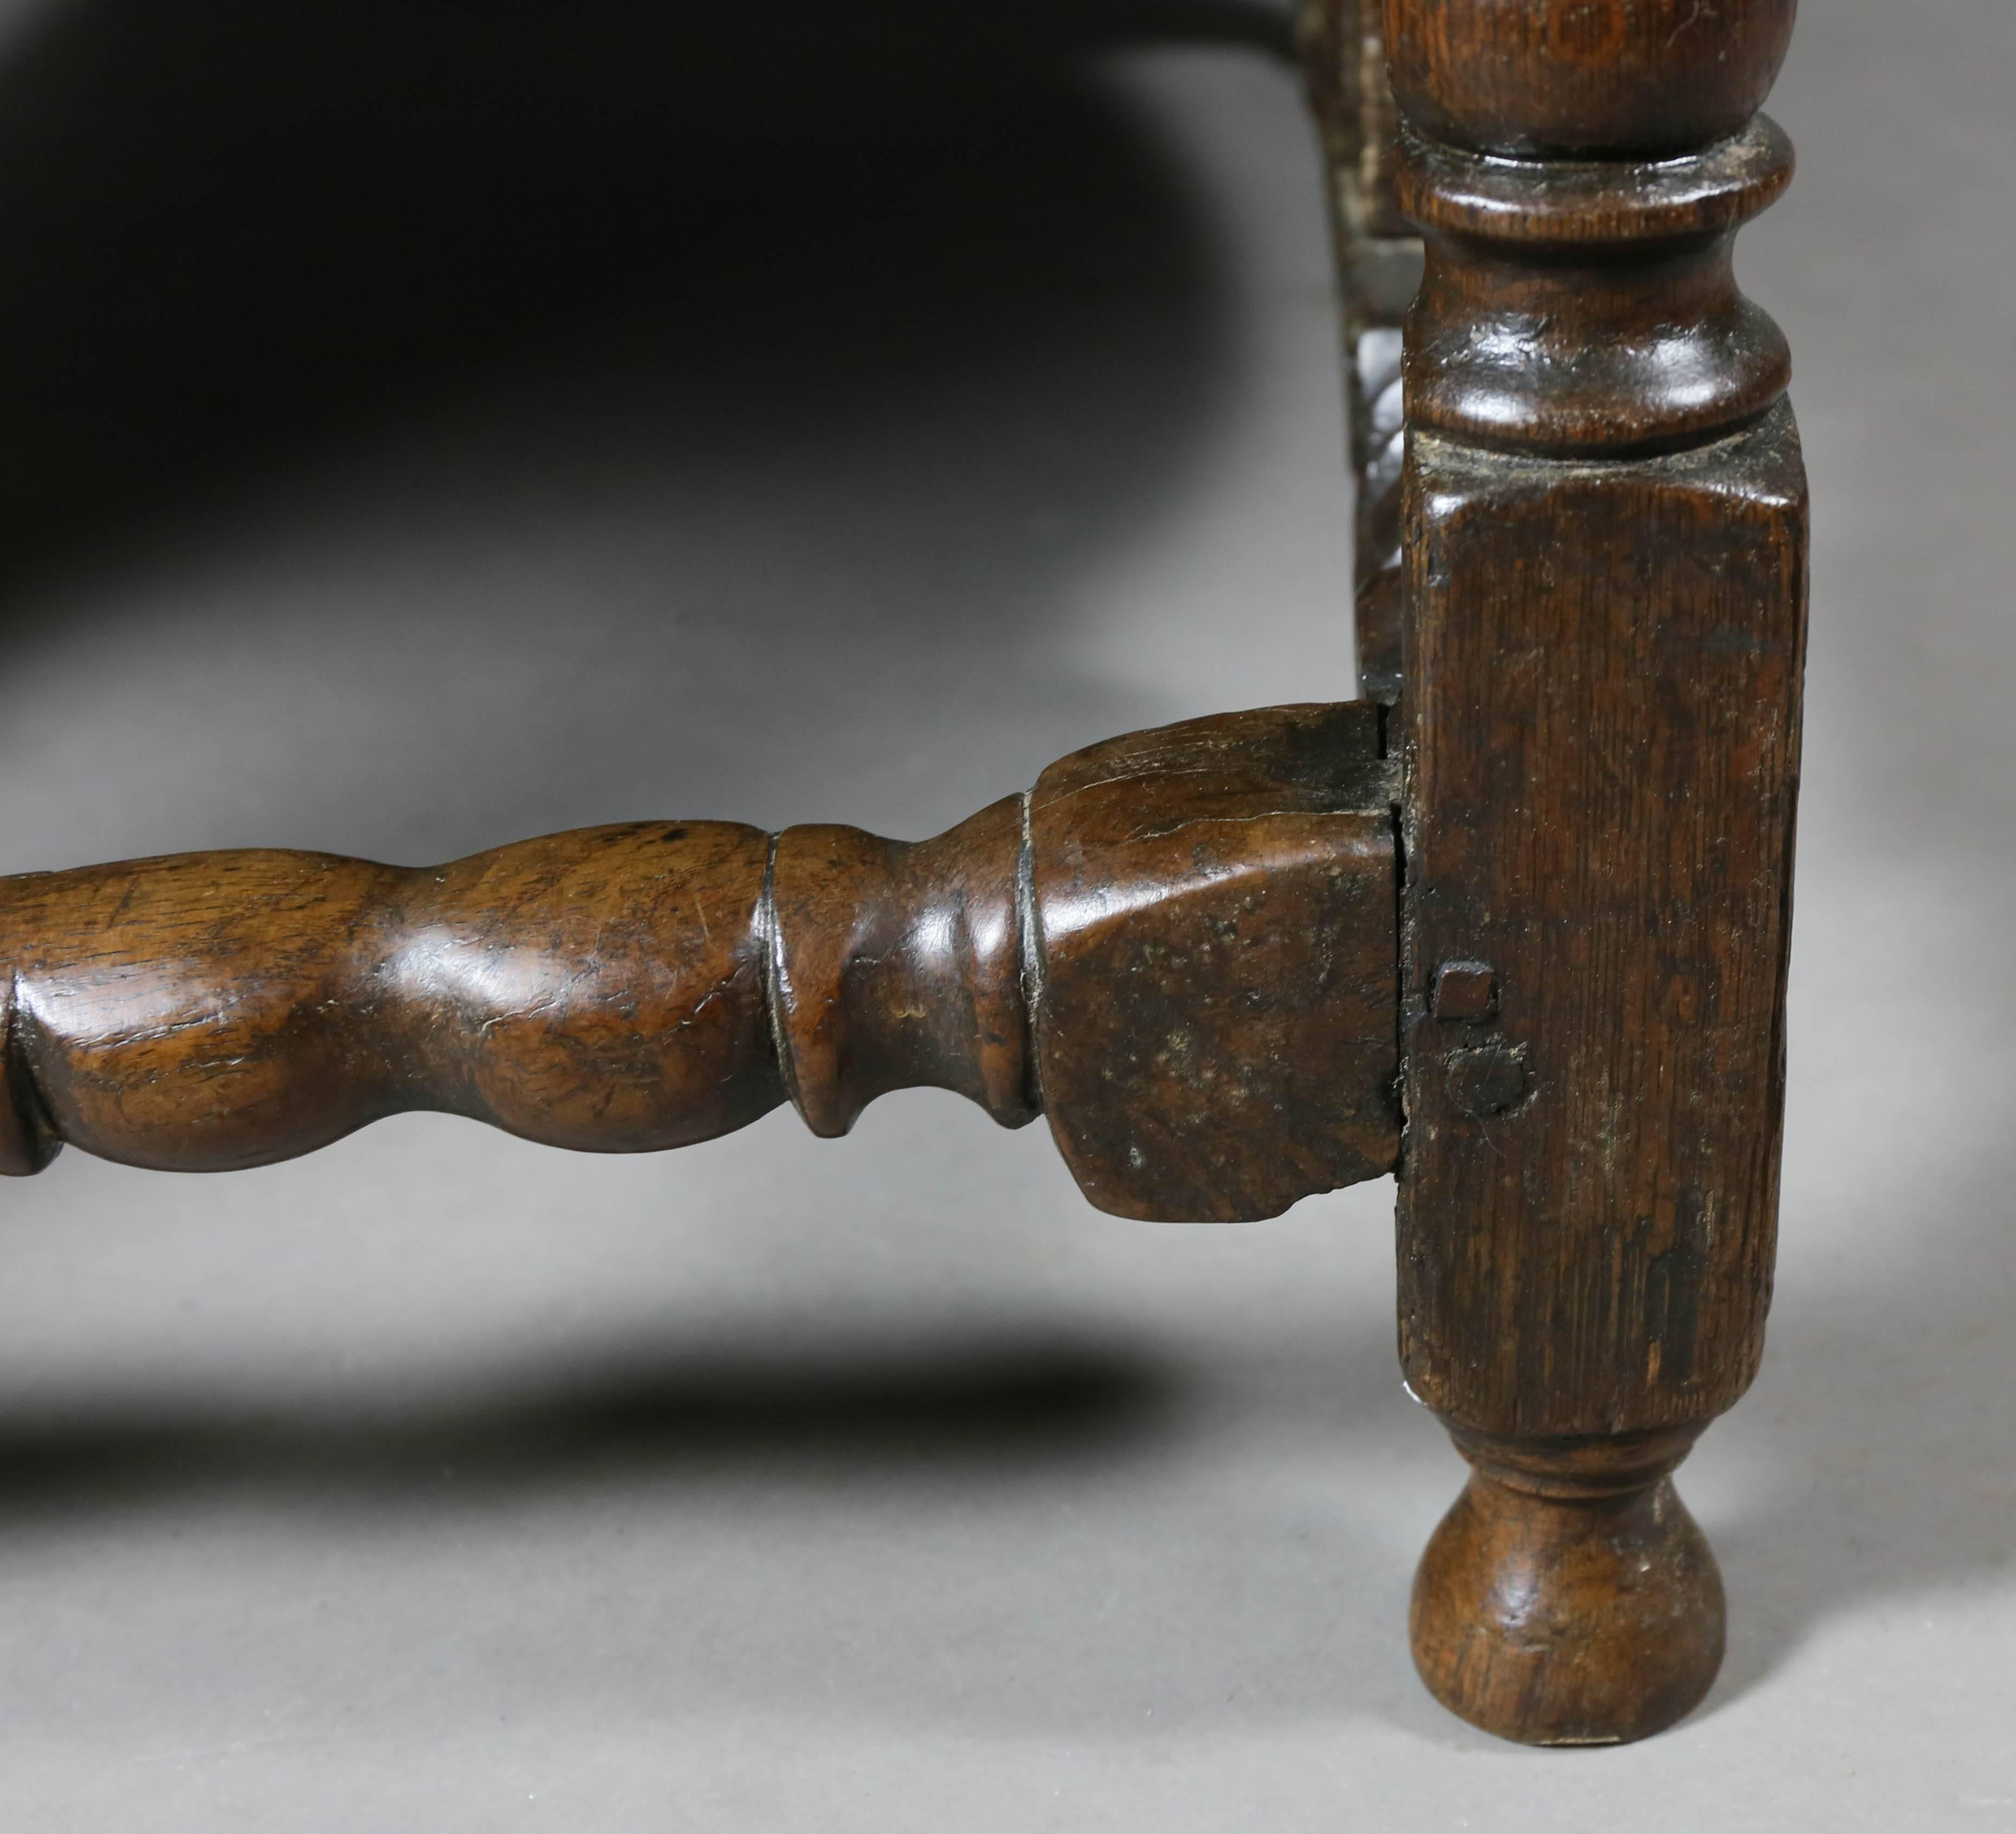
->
xmin=0 ymin=0 xmax=1290 ymax=615
xmin=0 ymin=0 xmax=1323 ymax=867
xmin=0 ymin=1331 xmax=1179 ymax=1523
xmin=0 ymin=1301 xmax=1432 ymax=1736
xmin=1698 ymin=1127 xmax=2016 ymax=1717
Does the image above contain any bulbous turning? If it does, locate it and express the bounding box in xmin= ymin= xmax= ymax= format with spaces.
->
xmin=1409 ymin=1427 xmax=1726 ymax=1745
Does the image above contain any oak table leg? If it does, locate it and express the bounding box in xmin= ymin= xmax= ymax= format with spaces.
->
xmin=1381 ymin=0 xmax=1808 ymax=1745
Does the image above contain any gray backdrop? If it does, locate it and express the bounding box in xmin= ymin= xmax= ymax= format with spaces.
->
xmin=0 ymin=1 xmax=2009 ymax=1825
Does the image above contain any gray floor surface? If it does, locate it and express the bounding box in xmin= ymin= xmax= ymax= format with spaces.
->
xmin=0 ymin=1 xmax=2011 ymax=1826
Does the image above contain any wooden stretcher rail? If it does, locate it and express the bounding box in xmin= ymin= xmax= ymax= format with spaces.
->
xmin=0 ymin=703 xmax=1400 ymax=1224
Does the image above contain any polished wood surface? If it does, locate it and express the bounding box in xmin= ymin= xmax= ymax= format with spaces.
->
xmin=1400 ymin=120 xmax=1794 ymax=455
xmin=1383 ymin=0 xmax=1795 ymax=155
xmin=1382 ymin=0 xmax=1807 ymax=1745
xmin=0 ymin=705 xmax=1399 ymax=1223
xmin=1409 ymin=1426 xmax=1726 ymax=1746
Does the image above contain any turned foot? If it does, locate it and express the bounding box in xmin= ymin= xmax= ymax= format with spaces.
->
xmin=1410 ymin=1425 xmax=1725 ymax=1746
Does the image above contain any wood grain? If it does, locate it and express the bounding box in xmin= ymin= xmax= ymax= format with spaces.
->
xmin=1399 ymin=119 xmax=1795 ymax=455
xmin=1382 ymin=0 xmax=1797 ymax=157
xmin=1399 ymin=409 xmax=1808 ymax=1437
xmin=0 ymin=707 xmax=1400 ymax=1223
xmin=1030 ymin=702 xmax=1399 ymax=1220
xmin=1384 ymin=0 xmax=1809 ymax=1744
xmin=1410 ymin=1425 xmax=1725 ymax=1745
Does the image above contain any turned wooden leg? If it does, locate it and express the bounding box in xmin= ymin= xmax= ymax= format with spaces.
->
xmin=1378 ymin=0 xmax=1807 ymax=1745
xmin=1410 ymin=1428 xmax=1724 ymax=1745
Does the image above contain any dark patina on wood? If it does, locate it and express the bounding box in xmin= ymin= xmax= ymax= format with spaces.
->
xmin=1029 ymin=701 xmax=1398 ymax=1219
xmin=1382 ymin=0 xmax=1808 ymax=1745
xmin=1400 ymin=410 xmax=1807 ymax=1435
xmin=1300 ymin=0 xmax=1419 ymax=705
xmin=1383 ymin=0 xmax=1795 ymax=157
xmin=1408 ymin=1425 xmax=1726 ymax=1746
xmin=0 ymin=706 xmax=1399 ymax=1224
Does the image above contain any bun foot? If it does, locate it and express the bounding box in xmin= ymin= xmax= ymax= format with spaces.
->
xmin=1410 ymin=1425 xmax=1725 ymax=1746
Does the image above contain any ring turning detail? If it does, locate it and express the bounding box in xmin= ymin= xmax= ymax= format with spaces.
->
xmin=1371 ymin=0 xmax=1808 ymax=1745
xmin=0 ymin=705 xmax=1400 ymax=1224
